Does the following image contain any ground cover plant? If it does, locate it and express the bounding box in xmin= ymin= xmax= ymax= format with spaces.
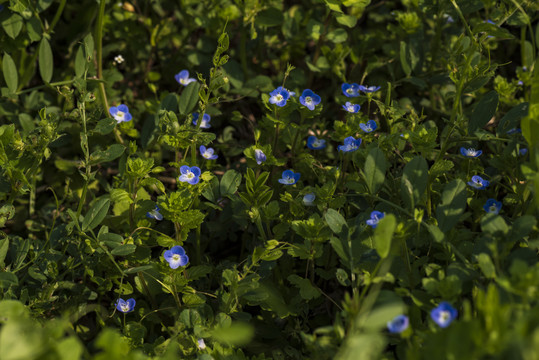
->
xmin=1 ymin=0 xmax=539 ymax=359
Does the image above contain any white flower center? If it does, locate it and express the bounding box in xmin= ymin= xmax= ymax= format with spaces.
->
xmin=305 ymin=97 xmax=312 ymax=104
xmin=489 ymin=205 xmax=497 ymax=212
xmin=173 ymin=254 xmax=180 ymax=261
xmin=347 ymin=105 xmax=354 ymax=112
xmin=284 ymin=176 xmax=294 ymax=184
xmin=180 ymin=78 xmax=188 ymax=85
xmin=116 ymin=111 xmax=125 ymax=120
xmin=313 ymin=139 xmax=323 ymax=147
xmin=121 ymin=304 xmax=130 ymax=312
xmin=346 ymin=88 xmax=354 ymax=94
xmin=439 ymin=311 xmax=450 ymax=323
xmin=275 ymin=94 xmax=283 ymax=101
xmin=186 ymin=172 xmax=194 ymax=179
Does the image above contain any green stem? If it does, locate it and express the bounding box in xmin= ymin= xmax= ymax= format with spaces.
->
xmin=49 ymin=0 xmax=67 ymax=32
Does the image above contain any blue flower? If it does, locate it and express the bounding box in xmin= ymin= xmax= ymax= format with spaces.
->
xmin=254 ymin=149 xmax=266 ymax=165
xmin=307 ymin=136 xmax=326 ymax=150
xmin=146 ymin=206 xmax=163 ymax=220
xmin=342 ymin=83 xmax=360 ymax=97
xmin=178 ymin=165 xmax=201 ymax=185
xmin=269 ymin=86 xmax=290 ymax=107
xmin=430 ymin=302 xmax=458 ymax=328
xmin=483 ymin=198 xmax=502 ymax=215
xmin=278 ymin=170 xmax=300 ymax=185
xmin=164 ymin=245 xmax=189 ymax=269
xmin=360 ymin=120 xmax=377 ymax=133
xmin=299 ymin=89 xmax=321 ymax=111
xmin=387 ymin=315 xmax=409 ymax=334
xmin=506 ymin=128 xmax=521 ymax=135
xmin=200 ymin=145 xmax=218 ymax=160
xmin=338 ymin=136 xmax=362 ymax=152
xmin=366 ymin=211 xmax=384 ymax=228
xmin=343 ymin=102 xmax=361 ymax=113
xmin=116 ymin=298 xmax=136 ymax=313
xmin=303 ymin=193 xmax=316 ymax=206
xmin=519 ymin=148 xmax=527 ymax=156
xmin=359 ymin=85 xmax=381 ymax=93
xmin=192 ymin=113 xmax=211 ymax=129
xmin=109 ymin=104 xmax=133 ymax=123
xmin=460 ymin=147 xmax=482 ymax=157
xmin=467 ymin=175 xmax=489 ymax=190
xmin=175 ymin=70 xmax=196 ymax=86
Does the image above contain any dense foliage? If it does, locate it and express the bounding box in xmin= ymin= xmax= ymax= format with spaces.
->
xmin=1 ymin=0 xmax=539 ymax=359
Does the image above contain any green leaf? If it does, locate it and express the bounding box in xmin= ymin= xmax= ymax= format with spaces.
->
xmin=220 ymin=170 xmax=241 ymax=197
xmin=89 ymin=144 xmax=125 ymax=165
xmin=287 ymin=274 xmax=321 ymax=300
xmin=477 ymin=253 xmax=496 ymax=279
xmin=324 ymin=0 xmax=343 ymax=12
xmin=39 ymin=38 xmax=53 ymax=83
xmin=92 ymin=118 xmax=117 ymax=135
xmin=0 ymin=236 xmax=8 ymax=268
xmin=480 ymin=213 xmax=509 ymax=236
xmin=373 ymin=214 xmax=396 ymax=258
xmin=179 ymin=82 xmax=200 ymax=115
xmin=400 ymin=156 xmax=428 ymax=210
xmin=160 ymin=93 xmax=178 ymax=112
xmin=1 ymin=13 xmax=23 ymax=39
xmin=400 ymin=41 xmax=411 ymax=77
xmin=363 ymin=147 xmax=387 ymax=194
xmin=3 ymin=53 xmax=18 ymax=93
xmin=325 ymin=209 xmax=347 ymax=234
xmin=498 ymin=102 xmax=528 ymax=135
xmin=335 ymin=13 xmax=357 ymax=28
xmin=211 ymin=322 xmax=254 ymax=346
xmin=0 ymin=272 xmax=18 ymax=289
xmin=111 ymin=244 xmax=137 ymax=256
xmin=82 ymin=198 xmax=110 ymax=231
xmin=468 ymin=90 xmax=498 ymax=134
xmin=436 ymin=179 xmax=466 ymax=232
xmin=74 ymin=46 xmax=86 ymax=78
xmin=256 ymin=8 xmax=284 ymax=27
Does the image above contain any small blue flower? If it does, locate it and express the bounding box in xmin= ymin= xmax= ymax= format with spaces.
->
xmin=278 ymin=170 xmax=300 ymax=185
xmin=506 ymin=128 xmax=521 ymax=135
xmin=359 ymin=85 xmax=381 ymax=93
xmin=116 ymin=298 xmax=136 ymax=313
xmin=342 ymin=83 xmax=360 ymax=97
xmin=519 ymin=148 xmax=527 ymax=156
xmin=366 ymin=211 xmax=384 ymax=228
xmin=164 ymin=245 xmax=189 ymax=269
xmin=343 ymin=101 xmax=361 ymax=113
xmin=254 ymin=149 xmax=266 ymax=165
xmin=467 ymin=175 xmax=489 ymax=190
xmin=175 ymin=70 xmax=196 ymax=86
xmin=443 ymin=14 xmax=455 ymax=23
xmin=307 ymin=136 xmax=326 ymax=150
xmin=360 ymin=120 xmax=377 ymax=133
xmin=200 ymin=145 xmax=218 ymax=160
xmin=430 ymin=302 xmax=458 ymax=328
xmin=483 ymin=198 xmax=502 ymax=215
xmin=146 ymin=206 xmax=163 ymax=221
xmin=338 ymin=136 xmax=362 ymax=152
xmin=269 ymin=86 xmax=290 ymax=107
xmin=517 ymin=80 xmax=524 ymax=86
xmin=192 ymin=113 xmax=211 ymax=129
xmin=179 ymin=165 xmax=201 ymax=185
xmin=299 ymin=89 xmax=321 ymax=111
xmin=460 ymin=147 xmax=482 ymax=158
xmin=197 ymin=339 xmax=206 ymax=350
xmin=109 ymin=104 xmax=133 ymax=123
xmin=387 ymin=315 xmax=409 ymax=334
xmin=303 ymin=193 xmax=316 ymax=206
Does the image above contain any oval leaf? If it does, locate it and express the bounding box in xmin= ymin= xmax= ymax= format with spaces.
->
xmin=468 ymin=90 xmax=498 ymax=134
xmin=3 ymin=53 xmax=18 ymax=93
xmin=82 ymin=198 xmax=110 ymax=231
xmin=179 ymin=81 xmax=200 ymax=115
xmin=39 ymin=38 xmax=53 ymax=83
xmin=364 ymin=147 xmax=387 ymax=195
xmin=373 ymin=214 xmax=396 ymax=259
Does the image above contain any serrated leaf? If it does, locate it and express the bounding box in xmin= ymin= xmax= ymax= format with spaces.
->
xmin=39 ymin=38 xmax=53 ymax=83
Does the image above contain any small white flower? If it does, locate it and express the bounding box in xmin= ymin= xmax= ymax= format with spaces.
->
xmin=114 ymin=55 xmax=124 ymax=64
xmin=303 ymin=193 xmax=316 ymax=206
xmin=197 ymin=338 xmax=206 ymax=350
